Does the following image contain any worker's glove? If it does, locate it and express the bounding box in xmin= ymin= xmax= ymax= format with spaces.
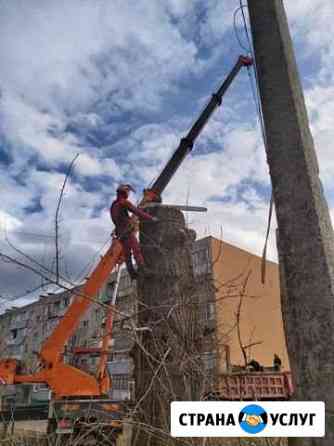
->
xmin=152 ymin=216 xmax=159 ymax=223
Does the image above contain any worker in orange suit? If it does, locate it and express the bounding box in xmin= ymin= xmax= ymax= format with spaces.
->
xmin=110 ymin=184 xmax=157 ymax=280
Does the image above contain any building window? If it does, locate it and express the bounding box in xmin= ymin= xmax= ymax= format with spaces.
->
xmin=112 ymin=352 xmax=128 ymax=361
xmin=33 ymin=383 xmax=49 ymax=392
xmin=201 ymin=352 xmax=216 ymax=371
xmin=192 ymin=248 xmax=210 ymax=275
xmin=112 ymin=374 xmax=129 ymax=390
xmin=107 ymin=281 xmax=116 ymax=299
xmin=206 ymin=302 xmax=215 ymax=320
xmin=200 ymin=302 xmax=215 ymax=322
xmin=11 ymin=329 xmax=18 ymax=340
xmin=113 ymin=321 xmax=121 ymax=331
xmin=14 ymin=314 xmax=22 ymax=323
xmin=47 ymin=305 xmax=54 ymax=319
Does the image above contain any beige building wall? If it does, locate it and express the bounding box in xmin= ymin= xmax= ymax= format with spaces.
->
xmin=209 ymin=237 xmax=290 ymax=373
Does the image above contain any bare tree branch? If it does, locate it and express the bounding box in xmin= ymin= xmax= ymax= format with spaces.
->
xmin=55 ymin=153 xmax=79 ymax=283
xmin=235 ymin=269 xmax=252 ymax=367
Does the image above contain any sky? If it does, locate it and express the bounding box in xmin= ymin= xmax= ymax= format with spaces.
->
xmin=0 ymin=0 xmax=334 ymax=307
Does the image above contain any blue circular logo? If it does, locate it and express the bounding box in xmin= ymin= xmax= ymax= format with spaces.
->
xmin=239 ymin=404 xmax=268 ymax=434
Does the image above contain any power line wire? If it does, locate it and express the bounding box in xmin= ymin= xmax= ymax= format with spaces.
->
xmin=239 ymin=1 xmax=253 ymax=53
xmin=234 ymin=2 xmax=267 ymax=148
xmin=233 ymin=6 xmax=250 ymax=53
xmin=234 ymin=1 xmax=274 ymax=281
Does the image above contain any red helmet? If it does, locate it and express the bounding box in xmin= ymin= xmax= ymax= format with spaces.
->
xmin=116 ymin=184 xmax=136 ymax=197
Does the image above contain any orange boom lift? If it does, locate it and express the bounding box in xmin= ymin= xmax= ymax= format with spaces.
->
xmin=0 ymin=55 xmax=252 ymax=428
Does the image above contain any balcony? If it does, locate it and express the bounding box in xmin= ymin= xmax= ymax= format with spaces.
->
xmin=6 ymin=343 xmax=24 ymax=360
xmin=6 ymin=328 xmax=27 ymax=346
xmin=107 ymin=359 xmax=133 ymax=375
xmin=10 ymin=318 xmax=27 ymax=330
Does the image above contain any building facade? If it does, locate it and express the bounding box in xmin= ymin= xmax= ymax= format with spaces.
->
xmin=210 ymin=237 xmax=289 ymax=372
xmin=0 ymin=236 xmax=288 ymax=407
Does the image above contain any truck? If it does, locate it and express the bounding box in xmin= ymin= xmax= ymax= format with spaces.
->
xmin=204 ymin=370 xmax=293 ymax=401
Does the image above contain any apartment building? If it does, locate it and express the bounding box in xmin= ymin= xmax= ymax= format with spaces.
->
xmin=0 ymin=236 xmax=288 ymax=406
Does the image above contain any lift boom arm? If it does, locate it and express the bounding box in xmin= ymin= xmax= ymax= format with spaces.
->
xmin=147 ymin=55 xmax=252 ymax=199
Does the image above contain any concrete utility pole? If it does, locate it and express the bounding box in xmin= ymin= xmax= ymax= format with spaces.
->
xmin=248 ymin=0 xmax=334 ymax=443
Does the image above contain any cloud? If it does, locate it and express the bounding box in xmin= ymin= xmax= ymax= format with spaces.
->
xmin=197 ymin=0 xmax=237 ymax=48
xmin=0 ymin=0 xmax=200 ymax=185
xmin=0 ymin=210 xmax=22 ymax=233
xmin=305 ymin=85 xmax=334 ymax=190
xmin=285 ymin=0 xmax=334 ymax=78
xmin=0 ymin=0 xmax=198 ymax=112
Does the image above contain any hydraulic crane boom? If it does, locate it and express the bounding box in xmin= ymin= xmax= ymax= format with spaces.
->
xmin=147 ymin=55 xmax=252 ymax=200
xmin=0 ymin=55 xmax=252 ymax=398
